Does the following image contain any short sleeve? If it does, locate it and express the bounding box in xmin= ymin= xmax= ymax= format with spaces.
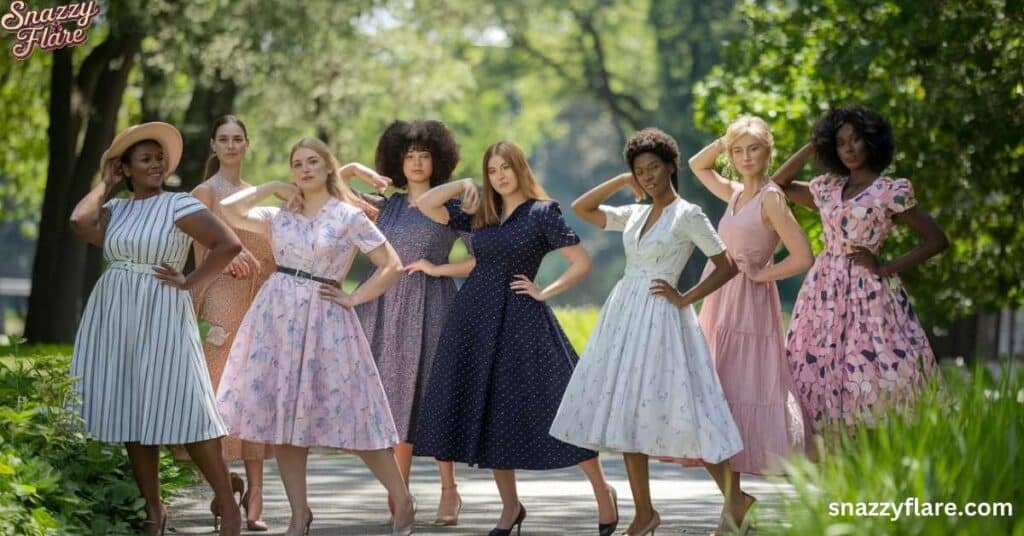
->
xmin=538 ymin=201 xmax=580 ymax=250
xmin=884 ymin=178 xmax=917 ymax=216
xmin=445 ymin=199 xmax=473 ymax=232
xmin=102 ymin=198 xmax=121 ymax=211
xmin=443 ymin=198 xmax=474 ymax=253
xmin=680 ymin=205 xmax=726 ymax=257
xmin=348 ymin=210 xmax=388 ymax=253
xmin=172 ymin=193 xmax=206 ymax=222
xmin=598 ymin=204 xmax=638 ymax=232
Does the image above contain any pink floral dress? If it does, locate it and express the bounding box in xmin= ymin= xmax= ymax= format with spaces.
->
xmin=787 ymin=175 xmax=937 ymax=430
xmin=217 ymin=198 xmax=399 ymax=449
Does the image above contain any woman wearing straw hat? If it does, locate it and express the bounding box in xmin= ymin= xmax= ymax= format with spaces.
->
xmin=69 ymin=122 xmax=244 ymax=535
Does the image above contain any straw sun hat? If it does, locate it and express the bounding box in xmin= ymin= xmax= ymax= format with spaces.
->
xmin=101 ymin=122 xmax=183 ymax=179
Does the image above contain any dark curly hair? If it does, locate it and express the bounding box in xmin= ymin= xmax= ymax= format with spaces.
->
xmin=623 ymin=127 xmax=680 ymax=190
xmin=812 ymin=106 xmax=894 ymax=175
xmin=374 ymin=119 xmax=460 ymax=189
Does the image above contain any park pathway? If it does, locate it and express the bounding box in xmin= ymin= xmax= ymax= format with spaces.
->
xmin=167 ymin=451 xmax=794 ymax=535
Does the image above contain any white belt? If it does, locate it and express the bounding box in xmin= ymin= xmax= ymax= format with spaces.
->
xmin=107 ymin=260 xmax=158 ymax=275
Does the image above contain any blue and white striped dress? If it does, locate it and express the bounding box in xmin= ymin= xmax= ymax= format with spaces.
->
xmin=70 ymin=192 xmax=227 ymax=445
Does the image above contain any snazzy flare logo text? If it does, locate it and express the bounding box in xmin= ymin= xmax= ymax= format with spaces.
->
xmin=1 ymin=1 xmax=100 ymax=60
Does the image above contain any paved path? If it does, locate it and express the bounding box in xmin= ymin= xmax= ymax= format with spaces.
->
xmin=167 ymin=451 xmax=794 ymax=535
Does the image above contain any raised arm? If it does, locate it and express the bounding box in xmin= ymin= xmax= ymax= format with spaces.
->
xmin=220 ymin=181 xmax=298 ymax=234
xmin=770 ymin=142 xmax=816 ymax=210
xmin=413 ymin=178 xmax=479 ymax=225
xmin=571 ymin=172 xmax=642 ymax=229
xmin=69 ymin=158 xmax=121 ymax=247
xmin=338 ymin=161 xmax=390 ymax=206
xmin=747 ymin=190 xmax=814 ymax=282
xmin=688 ymin=138 xmax=741 ymax=203
xmin=510 ymin=243 xmax=592 ymax=301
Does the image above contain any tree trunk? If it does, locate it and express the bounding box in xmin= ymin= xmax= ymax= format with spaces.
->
xmin=24 ymin=32 xmax=143 ymax=343
xmin=178 ymin=74 xmax=239 ymax=192
xmin=23 ymin=49 xmax=75 ymax=343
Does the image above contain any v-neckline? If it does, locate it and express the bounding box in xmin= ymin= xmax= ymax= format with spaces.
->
xmin=840 ymin=176 xmax=879 ymax=203
xmin=637 ymin=197 xmax=678 ymax=244
xmin=731 ymin=182 xmax=766 ymax=216
xmin=297 ymin=196 xmax=336 ymax=221
xmin=499 ymin=199 xmax=531 ymax=226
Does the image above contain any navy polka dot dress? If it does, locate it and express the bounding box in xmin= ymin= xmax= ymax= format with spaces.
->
xmin=412 ymin=199 xmax=598 ymax=470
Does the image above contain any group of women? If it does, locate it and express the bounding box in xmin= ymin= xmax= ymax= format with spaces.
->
xmin=67 ymin=105 xmax=948 ymax=536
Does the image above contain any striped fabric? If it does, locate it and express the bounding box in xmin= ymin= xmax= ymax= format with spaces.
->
xmin=70 ymin=192 xmax=228 ymax=445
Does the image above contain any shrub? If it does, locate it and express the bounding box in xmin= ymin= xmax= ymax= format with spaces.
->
xmin=0 ymin=342 xmax=196 ymax=535
xmin=777 ymin=364 xmax=1023 ymax=535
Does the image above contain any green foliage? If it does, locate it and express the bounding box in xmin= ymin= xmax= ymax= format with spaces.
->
xmin=554 ymin=306 xmax=601 ymax=353
xmin=694 ymin=0 xmax=1024 ymax=329
xmin=0 ymin=51 xmax=50 ymax=234
xmin=776 ymin=364 xmax=1023 ymax=535
xmin=0 ymin=343 xmax=196 ymax=535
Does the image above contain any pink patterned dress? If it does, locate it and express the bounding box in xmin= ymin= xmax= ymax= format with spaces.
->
xmin=216 ymin=198 xmax=399 ymax=449
xmin=787 ymin=175 xmax=937 ymax=431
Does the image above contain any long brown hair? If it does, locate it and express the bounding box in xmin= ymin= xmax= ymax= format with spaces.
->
xmin=203 ymin=115 xmax=249 ymax=180
xmin=289 ymin=137 xmax=378 ymax=219
xmin=473 ymin=140 xmax=551 ymax=229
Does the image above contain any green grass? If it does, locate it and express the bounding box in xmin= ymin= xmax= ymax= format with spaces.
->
xmin=554 ymin=306 xmax=600 ymax=354
xmin=774 ymin=364 xmax=1023 ymax=535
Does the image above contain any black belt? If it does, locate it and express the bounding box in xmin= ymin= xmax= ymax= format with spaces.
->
xmin=276 ymin=266 xmax=340 ymax=288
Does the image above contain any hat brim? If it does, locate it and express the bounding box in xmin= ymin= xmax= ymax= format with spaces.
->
xmin=101 ymin=122 xmax=183 ymax=179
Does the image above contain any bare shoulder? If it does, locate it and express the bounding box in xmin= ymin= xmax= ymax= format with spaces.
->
xmin=191 ymin=183 xmax=215 ymax=207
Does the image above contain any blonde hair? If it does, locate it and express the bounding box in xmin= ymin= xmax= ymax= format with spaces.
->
xmin=721 ymin=115 xmax=775 ymax=178
xmin=289 ymin=137 xmax=378 ymax=219
xmin=474 ymin=141 xmax=551 ymax=229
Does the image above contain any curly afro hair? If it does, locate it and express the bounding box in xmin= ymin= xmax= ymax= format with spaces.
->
xmin=623 ymin=127 xmax=680 ymax=190
xmin=374 ymin=119 xmax=460 ymax=189
xmin=812 ymin=106 xmax=894 ymax=175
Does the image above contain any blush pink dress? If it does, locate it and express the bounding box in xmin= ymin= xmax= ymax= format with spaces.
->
xmin=695 ymin=183 xmax=807 ymax=474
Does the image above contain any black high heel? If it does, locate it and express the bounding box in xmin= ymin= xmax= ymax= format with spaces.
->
xmin=488 ymin=503 xmax=526 ymax=536
xmin=598 ymin=486 xmax=619 ymax=536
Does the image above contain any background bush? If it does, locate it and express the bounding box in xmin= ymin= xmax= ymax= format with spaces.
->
xmin=0 ymin=342 xmax=196 ymax=535
xmin=775 ymin=364 xmax=1023 ymax=535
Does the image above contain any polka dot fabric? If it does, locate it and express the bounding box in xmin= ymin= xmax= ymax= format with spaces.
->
xmin=412 ymin=199 xmax=598 ymax=470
